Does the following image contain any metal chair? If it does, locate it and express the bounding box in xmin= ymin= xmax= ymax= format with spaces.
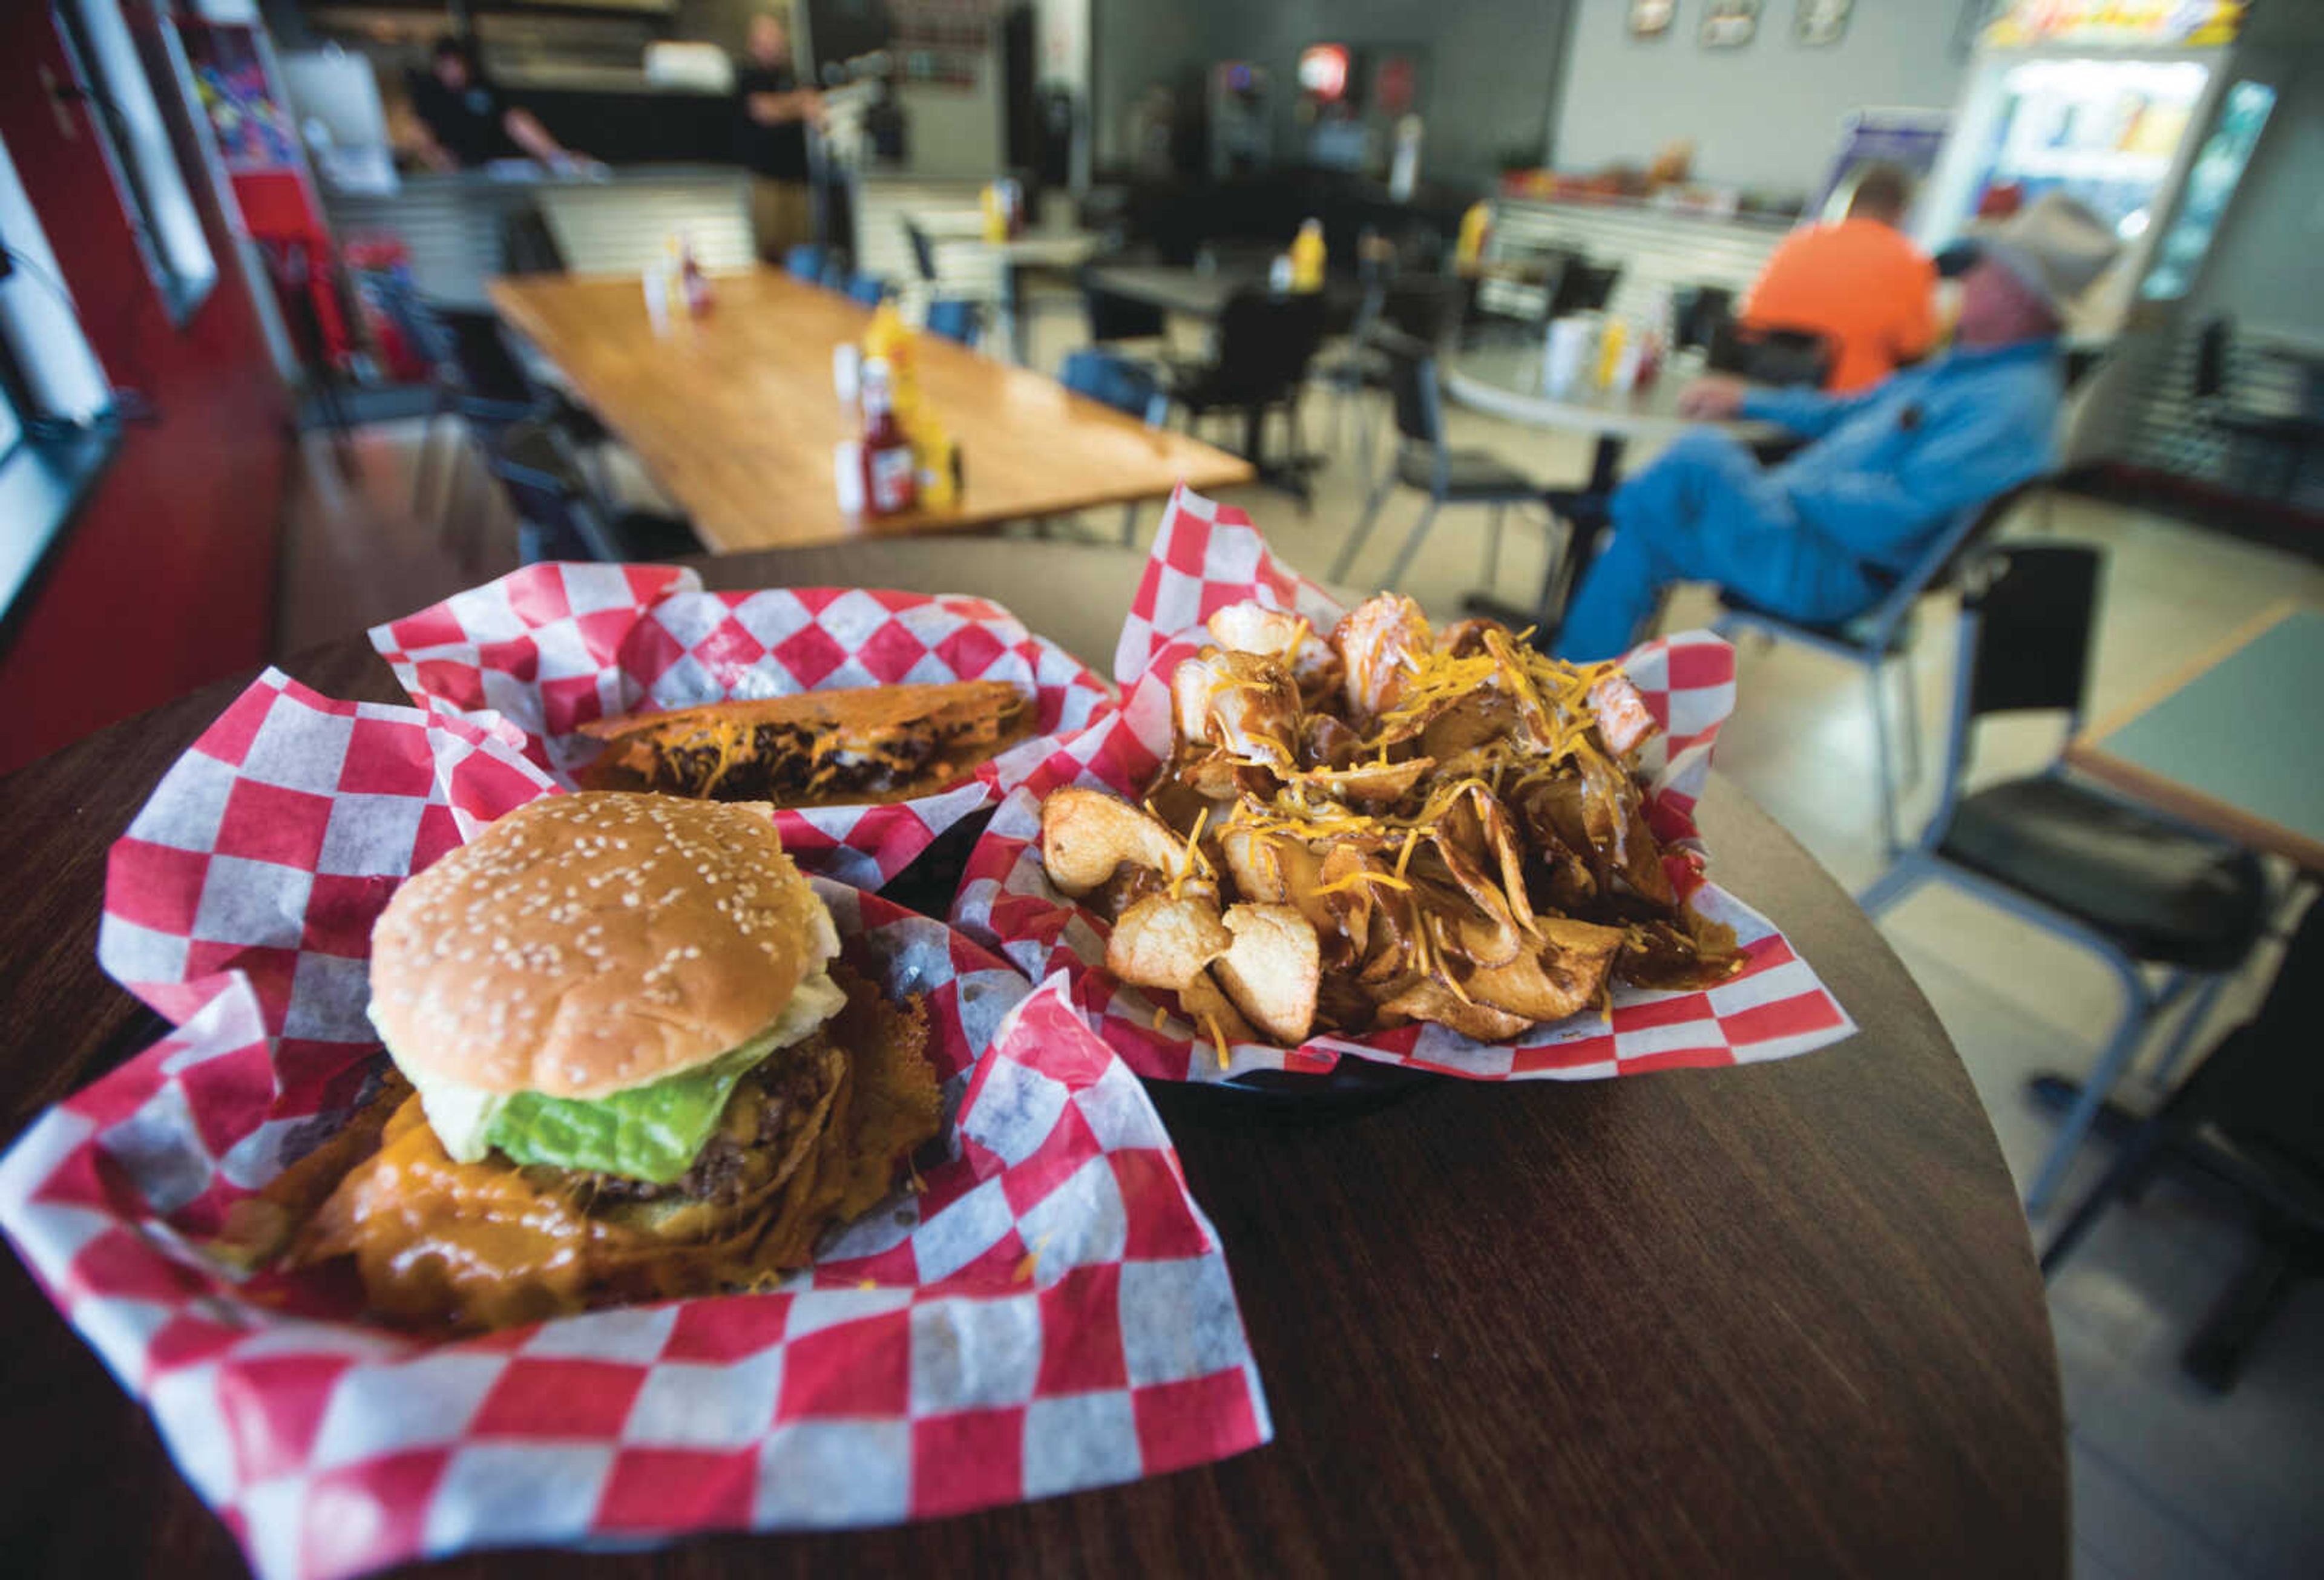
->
xmin=1857 ymin=544 xmax=2269 ymax=1216
xmin=925 ymin=299 xmax=982 ymax=347
xmin=1380 ymin=275 xmax=1471 ymax=350
xmin=1163 ymin=287 xmax=1329 ymax=503
xmin=1315 ymin=263 xmax=1390 ymax=476
xmin=1714 ymin=478 xmax=2043 ymax=855
xmin=1709 ymin=320 xmax=1836 ymax=390
xmin=901 ymin=218 xmax=940 ymax=284
xmin=1081 ymin=268 xmax=1169 ymax=346
xmin=378 ymin=287 xmax=609 ymax=534
xmin=1462 ymin=247 xmax=1567 ymax=349
xmin=2193 ymin=316 xmax=2323 ymax=500
xmin=1330 ymin=329 xmax=1550 ymax=591
xmin=1060 ymin=347 xmax=1169 ymax=545
xmin=1545 ymin=257 xmax=1621 ymax=320
xmin=484 ymin=421 xmax=701 ymax=566
xmin=2041 ymin=898 xmax=2324 ymax=1393
xmin=1672 ymin=284 xmax=1736 ymax=353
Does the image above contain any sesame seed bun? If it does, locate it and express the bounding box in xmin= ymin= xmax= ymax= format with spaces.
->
xmin=368 ymin=793 xmax=838 ymax=1099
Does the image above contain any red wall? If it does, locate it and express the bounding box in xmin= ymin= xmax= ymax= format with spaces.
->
xmin=0 ymin=3 xmax=288 ymax=774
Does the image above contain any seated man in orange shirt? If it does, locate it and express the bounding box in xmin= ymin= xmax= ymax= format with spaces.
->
xmin=1739 ymin=162 xmax=1937 ymax=393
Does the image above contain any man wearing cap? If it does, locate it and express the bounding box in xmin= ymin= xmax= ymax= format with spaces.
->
xmin=1553 ymin=194 xmax=2116 ymax=663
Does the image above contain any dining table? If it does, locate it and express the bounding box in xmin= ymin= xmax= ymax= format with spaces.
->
xmin=910 ymin=214 xmax=1098 ymax=365
xmin=2064 ymin=600 xmax=2324 ymax=872
xmin=0 ymin=539 xmax=2066 ymax=1578
xmin=487 ymin=269 xmax=1253 ymax=554
xmin=1442 ymin=344 xmax=1776 ymax=637
xmin=1081 ymin=262 xmax=1367 ymax=326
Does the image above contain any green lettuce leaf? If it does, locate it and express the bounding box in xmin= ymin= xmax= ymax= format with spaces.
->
xmin=484 ymin=1037 xmax=775 ymax=1184
xmin=378 ymin=970 xmax=848 ymax=1183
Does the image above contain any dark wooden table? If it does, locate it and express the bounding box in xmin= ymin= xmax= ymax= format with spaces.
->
xmin=0 ymin=540 xmax=2064 ymax=1577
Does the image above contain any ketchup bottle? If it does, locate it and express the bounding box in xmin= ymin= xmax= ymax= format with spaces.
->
xmin=859 ymin=358 xmax=916 ymax=515
xmin=675 ymin=230 xmax=713 ymax=316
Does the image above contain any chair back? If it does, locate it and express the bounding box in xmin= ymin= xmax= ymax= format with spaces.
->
xmin=1672 ymin=284 xmax=1734 ymax=352
xmin=925 ymin=298 xmax=980 ymax=347
xmin=1547 ymin=260 xmax=1620 ymax=319
xmin=1958 ymin=540 xmax=2101 ymax=726
xmin=1709 ymin=320 xmax=1834 ymax=388
xmin=1379 ymin=276 xmax=1468 ymax=350
xmin=901 ymin=219 xmax=940 ymax=283
xmin=498 ymin=208 xmax=568 ymax=277
xmin=784 ymin=244 xmax=826 ymax=282
xmin=1083 ymin=275 xmax=1168 ymax=342
xmin=367 ymin=270 xmax=453 ymax=375
xmin=484 ymin=422 xmax=623 ymax=562
xmin=1849 ymin=476 xmax=2042 ymax=647
xmin=1373 ymin=329 xmax=1443 ymax=451
xmin=1205 ymin=288 xmax=1328 ymax=404
xmin=2193 ymin=316 xmax=2231 ymax=401
xmin=2177 ymin=899 xmax=2324 ymax=1166
xmin=432 ymin=304 xmax=537 ymax=408
xmin=846 ymin=274 xmax=891 ymax=307
xmin=1059 ymin=347 xmax=1167 ymax=427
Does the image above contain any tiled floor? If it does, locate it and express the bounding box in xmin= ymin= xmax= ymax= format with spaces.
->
xmin=277 ymin=298 xmax=2324 ymax=1576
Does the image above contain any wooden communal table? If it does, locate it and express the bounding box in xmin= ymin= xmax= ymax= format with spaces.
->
xmin=2065 ymin=600 xmax=2324 ymax=871
xmin=488 ymin=270 xmax=1253 ymax=552
xmin=0 ymin=540 xmax=2064 ymax=1578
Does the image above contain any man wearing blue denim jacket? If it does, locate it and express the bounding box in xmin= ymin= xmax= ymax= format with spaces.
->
xmin=1555 ymin=194 xmax=2118 ymax=661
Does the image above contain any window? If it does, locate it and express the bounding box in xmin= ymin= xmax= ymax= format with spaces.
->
xmin=0 ymin=374 xmax=21 ymax=466
xmin=0 ymin=131 xmax=119 ymax=634
xmin=0 ymin=137 xmax=110 ymax=427
xmin=53 ymin=0 xmax=217 ymax=322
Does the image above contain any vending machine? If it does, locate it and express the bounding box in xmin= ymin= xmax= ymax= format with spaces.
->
xmin=1914 ymin=1 xmax=2287 ymax=462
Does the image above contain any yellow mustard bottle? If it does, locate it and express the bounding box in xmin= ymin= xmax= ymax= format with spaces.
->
xmin=1290 ymin=218 xmax=1326 ymax=292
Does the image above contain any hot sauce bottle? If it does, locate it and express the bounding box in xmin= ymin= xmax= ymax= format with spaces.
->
xmin=859 ymin=358 xmax=917 ymax=516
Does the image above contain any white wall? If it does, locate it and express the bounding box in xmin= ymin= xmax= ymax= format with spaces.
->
xmin=1550 ymin=0 xmax=1972 ymax=198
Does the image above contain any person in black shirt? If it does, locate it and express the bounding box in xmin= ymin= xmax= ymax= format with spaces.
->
xmin=734 ymin=11 xmax=824 ymax=261
xmin=403 ymin=36 xmax=580 ymax=172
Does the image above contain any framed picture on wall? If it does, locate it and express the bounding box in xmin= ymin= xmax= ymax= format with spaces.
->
xmin=1701 ymin=1 xmax=1759 ymax=48
xmin=1796 ymin=0 xmax=1851 ymax=45
xmin=1629 ymin=0 xmax=1677 ymax=38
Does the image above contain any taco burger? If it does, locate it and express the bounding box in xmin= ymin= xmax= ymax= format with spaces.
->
xmin=577 ymin=679 xmax=1034 ymax=806
xmin=280 ymin=792 xmax=940 ymax=1331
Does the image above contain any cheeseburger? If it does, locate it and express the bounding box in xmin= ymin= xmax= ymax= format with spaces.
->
xmin=276 ymin=792 xmax=939 ymax=1331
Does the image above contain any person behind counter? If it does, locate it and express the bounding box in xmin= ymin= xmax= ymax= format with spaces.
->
xmin=404 ymin=35 xmax=584 ymax=173
xmin=735 ymin=10 xmax=826 ymax=261
xmin=1738 ymin=162 xmax=1937 ymax=395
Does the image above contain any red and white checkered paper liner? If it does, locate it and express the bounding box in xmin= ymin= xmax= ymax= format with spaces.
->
xmin=6 ymin=675 xmax=1269 ymax=1580
xmin=952 ymin=484 xmax=1856 ymax=1084
xmin=369 ymin=563 xmax=1120 ymax=891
